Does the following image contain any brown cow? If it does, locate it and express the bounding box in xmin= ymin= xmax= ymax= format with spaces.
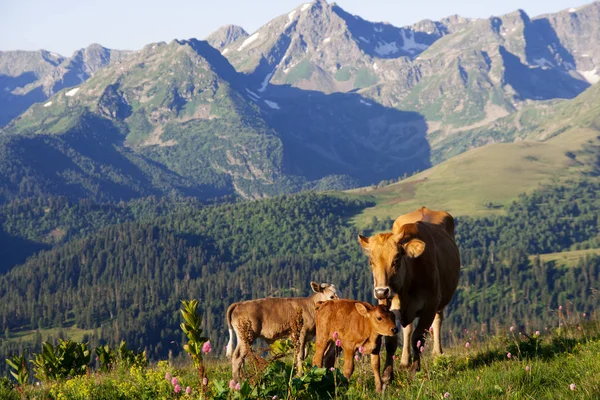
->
xmin=313 ymin=299 xmax=398 ymax=392
xmin=392 ymin=206 xmax=455 ymax=238
xmin=358 ymin=212 xmax=460 ymax=378
xmin=226 ymin=282 xmax=338 ymax=382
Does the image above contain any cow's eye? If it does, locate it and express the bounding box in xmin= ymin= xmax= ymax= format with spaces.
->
xmin=330 ymin=296 xmax=334 ymax=299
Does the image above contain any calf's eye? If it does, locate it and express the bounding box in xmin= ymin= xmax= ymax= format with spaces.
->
xmin=376 ymin=317 xmax=382 ymax=321
xmin=330 ymin=296 xmax=334 ymax=299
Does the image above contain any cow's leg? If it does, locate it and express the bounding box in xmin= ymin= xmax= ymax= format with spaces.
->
xmin=342 ymin=346 xmax=355 ymax=381
xmin=313 ymin=337 xmax=328 ymax=368
xmin=371 ymin=336 xmax=384 ymax=392
xmin=432 ymin=310 xmax=444 ymax=355
xmin=231 ymin=342 xmax=248 ymax=383
xmin=411 ymin=310 xmax=436 ymax=371
xmin=382 ymin=334 xmax=397 ymax=383
xmin=400 ymin=322 xmax=413 ymax=368
xmin=323 ymin=342 xmax=335 ymax=369
xmin=296 ymin=330 xmax=307 ymax=375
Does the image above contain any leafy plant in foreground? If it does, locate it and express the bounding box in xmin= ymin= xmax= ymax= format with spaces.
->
xmin=5 ymin=354 xmax=29 ymax=386
xmin=31 ymin=340 xmax=90 ymax=381
xmin=180 ymin=299 xmax=210 ymax=390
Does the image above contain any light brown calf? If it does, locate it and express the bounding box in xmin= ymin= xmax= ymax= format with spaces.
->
xmin=313 ymin=299 xmax=398 ymax=392
xmin=226 ymin=282 xmax=338 ymax=382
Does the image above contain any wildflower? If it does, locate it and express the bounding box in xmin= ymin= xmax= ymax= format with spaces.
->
xmin=330 ymin=367 xmax=335 ymax=372
xmin=187 ymin=386 xmax=193 ymax=394
xmin=578 ymin=326 xmax=582 ymax=331
xmin=444 ymin=392 xmax=451 ymax=398
xmin=171 ymin=377 xmax=178 ymax=386
xmin=465 ymin=342 xmax=470 ymax=349
xmin=392 ymin=355 xmax=397 ymax=360
xmin=570 ymin=383 xmax=576 ymax=391
xmin=335 ymin=339 xmax=342 ymax=347
xmin=535 ymin=330 xmax=540 ymax=336
xmin=420 ymin=346 xmax=424 ymax=353
xmin=417 ymin=340 xmax=421 ymax=348
xmin=202 ymin=341 xmax=212 ymax=353
xmin=235 ymin=382 xmax=241 ymax=391
xmin=507 ymin=353 xmax=512 ymax=359
xmin=429 ymin=326 xmax=433 ymax=333
xmin=510 ymin=326 xmax=515 ymax=332
xmin=559 ymin=305 xmax=563 ymax=311
xmin=355 ymin=355 xmax=359 ymax=361
xmin=273 ymin=396 xmax=278 ymax=400
xmin=96 ymin=356 xmax=99 ymax=361
xmin=174 ymin=384 xmax=182 ymax=394
xmin=333 ymin=331 xmax=339 ymax=340
xmin=583 ymin=312 xmax=586 ymax=318
xmin=358 ymin=346 xmax=365 ymax=354
xmin=203 ymin=377 xmax=208 ymax=386
xmin=525 ymin=365 xmax=530 ymax=372
xmin=229 ymin=380 xmax=236 ymax=389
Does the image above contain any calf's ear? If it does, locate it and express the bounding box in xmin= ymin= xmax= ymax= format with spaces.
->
xmin=311 ymin=281 xmax=321 ymax=293
xmin=358 ymin=235 xmax=370 ymax=252
xmin=403 ymin=239 xmax=426 ymax=258
xmin=355 ymin=303 xmax=369 ymax=316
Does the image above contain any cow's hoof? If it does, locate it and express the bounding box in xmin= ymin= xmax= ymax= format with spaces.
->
xmin=382 ymin=365 xmax=394 ymax=383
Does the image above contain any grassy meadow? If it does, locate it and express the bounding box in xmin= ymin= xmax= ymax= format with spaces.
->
xmin=3 ymin=310 xmax=599 ymax=399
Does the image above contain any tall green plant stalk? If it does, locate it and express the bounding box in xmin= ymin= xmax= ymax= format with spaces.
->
xmin=180 ymin=300 xmax=210 ymax=395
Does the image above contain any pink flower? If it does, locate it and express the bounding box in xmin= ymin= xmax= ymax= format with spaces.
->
xmin=174 ymin=384 xmax=182 ymax=394
xmin=525 ymin=365 xmax=530 ymax=372
xmin=429 ymin=326 xmax=433 ymax=332
xmin=510 ymin=326 xmax=515 ymax=332
xmin=420 ymin=346 xmax=424 ymax=353
xmin=202 ymin=341 xmax=212 ymax=353
xmin=392 ymin=355 xmax=397 ymax=360
xmin=171 ymin=377 xmax=178 ymax=386
xmin=570 ymin=383 xmax=576 ymax=391
xmin=535 ymin=330 xmax=540 ymax=336
xmin=235 ymin=382 xmax=241 ymax=391
xmin=95 ymin=357 xmax=99 ymax=361
xmin=507 ymin=353 xmax=512 ymax=359
xmin=229 ymin=380 xmax=236 ymax=389
xmin=203 ymin=377 xmax=208 ymax=386
xmin=358 ymin=346 xmax=365 ymax=354
xmin=465 ymin=342 xmax=470 ymax=349
xmin=355 ymin=355 xmax=359 ymax=361
xmin=444 ymin=392 xmax=450 ymax=398
xmin=273 ymin=396 xmax=278 ymax=400
xmin=187 ymin=386 xmax=192 ymax=394
xmin=335 ymin=339 xmax=342 ymax=347
xmin=165 ymin=372 xmax=171 ymax=381
xmin=330 ymin=367 xmax=335 ymax=372
xmin=559 ymin=305 xmax=563 ymax=311
xmin=583 ymin=312 xmax=586 ymax=318
xmin=417 ymin=340 xmax=421 ymax=348
xmin=333 ymin=332 xmax=339 ymax=340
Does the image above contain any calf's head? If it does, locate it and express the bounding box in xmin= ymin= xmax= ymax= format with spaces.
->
xmin=355 ymin=303 xmax=398 ymax=336
xmin=310 ymin=281 xmax=339 ymax=302
xmin=358 ymin=223 xmax=425 ymax=300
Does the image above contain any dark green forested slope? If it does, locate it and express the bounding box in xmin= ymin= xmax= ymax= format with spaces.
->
xmin=0 ymin=181 xmax=598 ymax=374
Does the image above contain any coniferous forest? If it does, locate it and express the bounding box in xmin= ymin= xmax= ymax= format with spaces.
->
xmin=0 ymin=180 xmax=599 ymax=376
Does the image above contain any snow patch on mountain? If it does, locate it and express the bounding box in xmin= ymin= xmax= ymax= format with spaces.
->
xmin=359 ymin=36 xmax=370 ymax=43
xmin=44 ymin=101 xmax=53 ymax=107
xmin=533 ymin=58 xmax=554 ymax=68
xmin=258 ymin=70 xmax=275 ymax=92
xmin=374 ymin=42 xmax=399 ymax=56
xmin=301 ymin=3 xmax=311 ymax=12
xmin=65 ymin=87 xmax=80 ymax=97
xmin=579 ymin=69 xmax=599 ymax=84
xmin=222 ymin=48 xmax=230 ymax=55
xmin=400 ymin=30 xmax=428 ymax=54
xmin=265 ymin=100 xmax=280 ymax=109
xmin=238 ymin=33 xmax=259 ymax=51
xmin=360 ymin=99 xmax=372 ymax=106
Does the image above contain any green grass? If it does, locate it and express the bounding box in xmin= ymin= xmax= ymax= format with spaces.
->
xmin=5 ymin=326 xmax=96 ymax=344
xmin=530 ymin=247 xmax=600 ymax=267
xmin=6 ymin=319 xmax=600 ymax=399
xmin=343 ymin=125 xmax=598 ymax=228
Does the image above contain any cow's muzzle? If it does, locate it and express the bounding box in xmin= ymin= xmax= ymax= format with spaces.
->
xmin=374 ymin=287 xmax=391 ymax=299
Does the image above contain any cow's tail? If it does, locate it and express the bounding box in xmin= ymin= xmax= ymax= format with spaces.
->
xmin=225 ymin=303 xmax=237 ymax=358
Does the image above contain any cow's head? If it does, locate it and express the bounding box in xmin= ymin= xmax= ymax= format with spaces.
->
xmin=358 ymin=223 xmax=425 ymax=300
xmin=355 ymin=303 xmax=398 ymax=336
xmin=310 ymin=281 xmax=339 ymax=302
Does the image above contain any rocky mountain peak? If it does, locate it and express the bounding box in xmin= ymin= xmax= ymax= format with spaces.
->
xmin=206 ymin=25 xmax=249 ymax=50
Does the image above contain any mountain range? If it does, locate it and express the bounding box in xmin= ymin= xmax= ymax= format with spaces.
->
xmin=0 ymin=0 xmax=599 ymax=200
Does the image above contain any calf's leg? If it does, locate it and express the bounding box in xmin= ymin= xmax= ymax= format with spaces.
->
xmin=371 ymin=336 xmax=384 ymax=392
xmin=342 ymin=346 xmax=355 ymax=380
xmin=313 ymin=337 xmax=328 ymax=368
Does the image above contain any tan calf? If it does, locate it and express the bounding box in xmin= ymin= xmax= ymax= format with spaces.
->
xmin=226 ymin=282 xmax=338 ymax=382
xmin=313 ymin=300 xmax=398 ymax=392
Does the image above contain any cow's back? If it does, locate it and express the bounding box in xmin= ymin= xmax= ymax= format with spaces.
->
xmin=231 ymin=297 xmax=316 ymax=340
xmin=393 ymin=206 xmax=455 ymax=238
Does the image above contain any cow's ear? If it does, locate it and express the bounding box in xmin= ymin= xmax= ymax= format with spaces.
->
xmin=310 ymin=281 xmax=321 ymax=293
xmin=358 ymin=235 xmax=370 ymax=252
xmin=355 ymin=303 xmax=369 ymax=317
xmin=403 ymin=239 xmax=426 ymax=258
xmin=391 ymin=232 xmax=405 ymax=245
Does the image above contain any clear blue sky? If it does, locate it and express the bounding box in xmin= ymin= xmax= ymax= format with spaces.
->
xmin=0 ymin=0 xmax=593 ymax=56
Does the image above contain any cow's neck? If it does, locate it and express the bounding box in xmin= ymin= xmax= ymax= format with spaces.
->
xmin=394 ymin=256 xmax=414 ymax=313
